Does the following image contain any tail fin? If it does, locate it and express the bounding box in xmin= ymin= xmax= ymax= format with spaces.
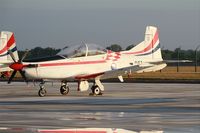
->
xmin=0 ymin=31 xmax=19 ymax=63
xmin=125 ymin=26 xmax=163 ymax=61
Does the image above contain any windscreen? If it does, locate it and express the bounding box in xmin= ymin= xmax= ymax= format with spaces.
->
xmin=57 ymin=43 xmax=106 ymax=58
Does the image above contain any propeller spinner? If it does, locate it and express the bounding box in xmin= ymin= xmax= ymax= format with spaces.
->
xmin=8 ymin=50 xmax=29 ymax=84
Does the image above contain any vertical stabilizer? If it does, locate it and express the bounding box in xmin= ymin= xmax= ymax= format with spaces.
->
xmin=0 ymin=31 xmax=19 ymax=63
xmin=124 ymin=26 xmax=163 ymax=61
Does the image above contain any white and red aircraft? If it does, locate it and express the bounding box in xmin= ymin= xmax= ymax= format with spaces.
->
xmin=0 ymin=26 xmax=167 ymax=97
xmin=0 ymin=31 xmax=19 ymax=78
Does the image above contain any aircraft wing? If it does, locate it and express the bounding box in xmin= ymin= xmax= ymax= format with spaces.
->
xmin=102 ymin=65 xmax=142 ymax=79
xmin=163 ymin=60 xmax=192 ymax=63
xmin=73 ymin=65 xmax=142 ymax=81
xmin=149 ymin=60 xmax=192 ymax=64
xmin=74 ymin=64 xmax=161 ymax=82
xmin=0 ymin=64 xmax=12 ymax=72
xmin=31 ymin=59 xmax=188 ymax=83
xmin=0 ymin=60 xmax=13 ymax=64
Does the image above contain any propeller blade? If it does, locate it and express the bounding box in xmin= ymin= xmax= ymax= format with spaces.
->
xmin=8 ymin=70 xmax=17 ymax=84
xmin=19 ymin=70 xmax=28 ymax=84
xmin=8 ymin=50 xmax=17 ymax=63
xmin=20 ymin=49 xmax=29 ymax=63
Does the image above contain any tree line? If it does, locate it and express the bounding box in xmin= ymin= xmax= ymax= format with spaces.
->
xmin=18 ymin=44 xmax=200 ymax=63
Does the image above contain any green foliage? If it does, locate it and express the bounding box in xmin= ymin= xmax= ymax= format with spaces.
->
xmin=18 ymin=47 xmax=60 ymax=60
xmin=106 ymin=44 xmax=122 ymax=52
xmin=161 ymin=49 xmax=174 ymax=60
xmin=162 ymin=49 xmax=200 ymax=62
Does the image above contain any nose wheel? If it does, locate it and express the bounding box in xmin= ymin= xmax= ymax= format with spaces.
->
xmin=38 ymin=88 xmax=47 ymax=97
xmin=38 ymin=82 xmax=47 ymax=97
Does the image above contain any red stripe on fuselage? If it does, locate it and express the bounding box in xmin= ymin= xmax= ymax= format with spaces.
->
xmin=39 ymin=130 xmax=107 ymax=133
xmin=124 ymin=30 xmax=158 ymax=55
xmin=75 ymin=72 xmax=104 ymax=80
xmin=39 ymin=60 xmax=106 ymax=67
xmin=0 ymin=33 xmax=15 ymax=54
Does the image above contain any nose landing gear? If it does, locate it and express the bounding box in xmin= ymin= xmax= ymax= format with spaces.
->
xmin=38 ymin=82 xmax=47 ymax=97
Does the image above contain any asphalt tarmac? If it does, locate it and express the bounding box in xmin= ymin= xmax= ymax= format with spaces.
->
xmin=0 ymin=82 xmax=199 ymax=133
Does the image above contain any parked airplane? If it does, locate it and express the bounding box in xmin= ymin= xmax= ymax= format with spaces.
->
xmin=0 ymin=31 xmax=18 ymax=78
xmin=0 ymin=26 xmax=167 ymax=97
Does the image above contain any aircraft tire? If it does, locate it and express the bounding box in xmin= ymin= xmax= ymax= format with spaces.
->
xmin=92 ymin=86 xmax=101 ymax=95
xmin=38 ymin=88 xmax=47 ymax=97
xmin=60 ymin=85 xmax=69 ymax=95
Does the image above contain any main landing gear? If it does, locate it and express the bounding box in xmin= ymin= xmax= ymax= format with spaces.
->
xmin=90 ymin=85 xmax=102 ymax=95
xmin=89 ymin=79 xmax=104 ymax=96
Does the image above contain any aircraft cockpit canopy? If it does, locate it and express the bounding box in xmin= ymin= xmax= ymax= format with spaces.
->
xmin=57 ymin=43 xmax=107 ymax=58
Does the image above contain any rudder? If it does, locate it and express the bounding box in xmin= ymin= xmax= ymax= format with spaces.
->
xmin=0 ymin=31 xmax=19 ymax=63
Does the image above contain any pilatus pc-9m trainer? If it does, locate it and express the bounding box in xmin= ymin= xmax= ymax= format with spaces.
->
xmin=0 ymin=26 xmax=166 ymax=97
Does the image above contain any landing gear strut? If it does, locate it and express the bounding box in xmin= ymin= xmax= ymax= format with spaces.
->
xmin=38 ymin=82 xmax=47 ymax=97
xmin=60 ymin=81 xmax=69 ymax=95
xmin=90 ymin=78 xmax=104 ymax=96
